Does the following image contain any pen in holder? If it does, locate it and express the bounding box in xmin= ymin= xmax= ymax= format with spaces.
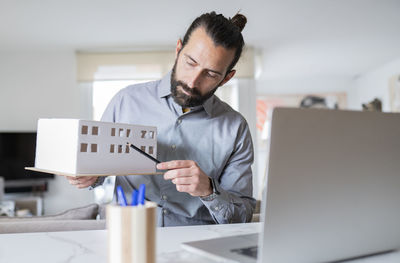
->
xmin=107 ymin=202 xmax=157 ymax=263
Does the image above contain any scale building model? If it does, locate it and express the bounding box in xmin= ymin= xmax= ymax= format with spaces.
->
xmin=34 ymin=119 xmax=157 ymax=176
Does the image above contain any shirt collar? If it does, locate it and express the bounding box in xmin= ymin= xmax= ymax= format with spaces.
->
xmin=158 ymin=71 xmax=172 ymax=98
xmin=157 ymin=71 xmax=214 ymax=117
xmin=201 ymin=96 xmax=214 ymax=117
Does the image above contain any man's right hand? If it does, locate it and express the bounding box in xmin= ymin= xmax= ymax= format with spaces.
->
xmin=65 ymin=176 xmax=98 ymax=189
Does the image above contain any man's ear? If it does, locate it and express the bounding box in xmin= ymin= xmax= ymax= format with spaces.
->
xmin=219 ymin=70 xmax=236 ymax=87
xmin=176 ymin=39 xmax=183 ymax=58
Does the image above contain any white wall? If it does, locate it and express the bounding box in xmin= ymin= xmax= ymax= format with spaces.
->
xmin=0 ymin=50 xmax=81 ymax=129
xmin=236 ymin=79 xmax=258 ymax=197
xmin=256 ymin=53 xmax=400 ymax=112
xmin=353 ymin=57 xmax=400 ymax=112
xmin=0 ymin=50 xmax=94 ymax=214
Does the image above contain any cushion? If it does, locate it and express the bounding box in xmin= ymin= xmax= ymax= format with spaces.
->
xmin=0 ymin=203 xmax=99 ymax=222
xmin=0 ymin=219 xmax=106 ymax=234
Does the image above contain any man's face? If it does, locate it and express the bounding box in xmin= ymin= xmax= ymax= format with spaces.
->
xmin=171 ymin=27 xmax=236 ymax=107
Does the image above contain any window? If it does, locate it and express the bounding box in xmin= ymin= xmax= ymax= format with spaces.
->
xmin=91 ymin=144 xmax=98 ymax=153
xmin=92 ymin=126 xmax=99 ymax=135
xmin=110 ymin=144 xmax=115 ymax=153
xmin=81 ymin=126 xmax=88 ymax=135
xmin=92 ymin=80 xmax=154 ymax=121
xmin=215 ymin=80 xmax=239 ymax=111
xmin=111 ymin=128 xmax=116 ymax=136
xmin=80 ymin=143 xmax=88 ymax=152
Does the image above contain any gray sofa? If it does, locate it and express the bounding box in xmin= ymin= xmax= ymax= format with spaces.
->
xmin=0 ymin=203 xmax=106 ymax=234
xmin=0 ymin=201 xmax=261 ymax=234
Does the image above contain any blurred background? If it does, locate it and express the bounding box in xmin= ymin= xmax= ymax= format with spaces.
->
xmin=0 ymin=0 xmax=399 ymax=215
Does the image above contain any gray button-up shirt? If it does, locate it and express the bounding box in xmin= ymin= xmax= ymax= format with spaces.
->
xmin=100 ymin=72 xmax=256 ymax=226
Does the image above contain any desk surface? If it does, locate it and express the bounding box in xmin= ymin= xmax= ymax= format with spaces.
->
xmin=0 ymin=222 xmax=399 ymax=263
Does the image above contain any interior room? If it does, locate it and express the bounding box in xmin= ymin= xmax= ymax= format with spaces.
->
xmin=0 ymin=0 xmax=399 ymax=262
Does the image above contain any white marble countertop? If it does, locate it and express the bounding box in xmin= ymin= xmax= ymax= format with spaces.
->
xmin=0 ymin=222 xmax=399 ymax=263
xmin=0 ymin=222 xmax=260 ymax=263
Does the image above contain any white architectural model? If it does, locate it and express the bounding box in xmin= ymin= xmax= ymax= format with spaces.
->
xmin=34 ymin=119 xmax=157 ymax=176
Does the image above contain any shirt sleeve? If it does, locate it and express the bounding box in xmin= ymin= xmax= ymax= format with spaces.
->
xmin=200 ymin=118 xmax=256 ymax=224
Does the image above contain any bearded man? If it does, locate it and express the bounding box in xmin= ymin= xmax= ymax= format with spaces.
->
xmin=68 ymin=11 xmax=256 ymax=227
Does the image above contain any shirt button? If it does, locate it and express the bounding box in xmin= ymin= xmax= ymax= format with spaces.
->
xmin=171 ymin=145 xmax=176 ymax=150
xmin=161 ymin=195 xmax=167 ymax=200
xmin=177 ymin=119 xmax=182 ymax=124
xmin=162 ymin=208 xmax=168 ymax=215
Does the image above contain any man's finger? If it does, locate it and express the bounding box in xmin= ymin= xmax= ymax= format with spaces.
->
xmin=157 ymin=160 xmax=195 ymax=170
xmin=65 ymin=176 xmax=76 ymax=182
xmin=172 ymin=176 xmax=193 ymax=185
xmin=76 ymin=176 xmax=94 ymax=183
xmin=176 ymin=184 xmax=192 ymax=193
xmin=66 ymin=176 xmax=97 ymax=188
xmin=69 ymin=178 xmax=79 ymax=185
xmin=77 ymin=181 xmax=94 ymax=189
xmin=163 ymin=168 xmax=193 ymax=180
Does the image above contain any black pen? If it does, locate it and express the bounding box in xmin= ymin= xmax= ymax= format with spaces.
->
xmin=128 ymin=143 xmax=161 ymax=164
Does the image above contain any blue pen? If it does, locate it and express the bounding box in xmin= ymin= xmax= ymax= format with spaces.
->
xmin=131 ymin=190 xmax=139 ymax=206
xmin=116 ymin=185 xmax=128 ymax=206
xmin=138 ymin=184 xmax=146 ymax=205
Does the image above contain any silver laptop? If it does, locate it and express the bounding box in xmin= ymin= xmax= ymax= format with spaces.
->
xmin=182 ymin=108 xmax=400 ymax=263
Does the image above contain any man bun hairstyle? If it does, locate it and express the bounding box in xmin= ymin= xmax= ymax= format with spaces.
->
xmin=182 ymin=11 xmax=247 ymax=74
xmin=230 ymin=13 xmax=247 ymax=32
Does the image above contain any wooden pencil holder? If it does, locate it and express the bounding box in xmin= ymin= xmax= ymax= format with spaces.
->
xmin=106 ymin=202 xmax=157 ymax=263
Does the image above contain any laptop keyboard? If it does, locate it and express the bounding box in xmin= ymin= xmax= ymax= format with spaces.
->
xmin=230 ymin=246 xmax=258 ymax=259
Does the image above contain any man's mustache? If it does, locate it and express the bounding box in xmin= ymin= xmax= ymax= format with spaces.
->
xmin=175 ymin=81 xmax=201 ymax=96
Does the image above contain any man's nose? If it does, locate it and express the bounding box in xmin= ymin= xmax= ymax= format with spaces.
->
xmin=187 ymin=70 xmax=202 ymax=89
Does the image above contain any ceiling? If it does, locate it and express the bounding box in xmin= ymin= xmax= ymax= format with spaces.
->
xmin=0 ymin=0 xmax=399 ymax=78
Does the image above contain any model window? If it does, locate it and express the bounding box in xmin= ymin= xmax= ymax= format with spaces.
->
xmin=91 ymin=144 xmax=97 ymax=153
xmin=111 ymin=128 xmax=116 ymax=136
xmin=119 ymin=128 xmax=124 ymax=137
xmin=92 ymin=126 xmax=99 ymax=135
xmin=118 ymin=145 xmax=123 ymax=153
xmin=149 ymin=146 xmax=154 ymax=154
xmin=126 ymin=129 xmax=131 ymax=137
xmin=140 ymin=146 xmax=146 ymax=152
xmin=81 ymin=125 xmax=88 ymax=135
xmin=141 ymin=130 xmax=147 ymax=138
xmin=80 ymin=143 xmax=88 ymax=152
xmin=148 ymin=131 xmax=155 ymax=139
xmin=110 ymin=144 xmax=115 ymax=153
xmin=125 ymin=145 xmax=130 ymax=153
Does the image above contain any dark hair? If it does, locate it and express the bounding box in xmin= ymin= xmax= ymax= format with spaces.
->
xmin=181 ymin=11 xmax=247 ymax=74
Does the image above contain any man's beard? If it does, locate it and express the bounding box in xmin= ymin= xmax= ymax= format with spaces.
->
xmin=170 ymin=60 xmax=219 ymax=108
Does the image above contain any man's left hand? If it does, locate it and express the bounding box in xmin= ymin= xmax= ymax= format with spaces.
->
xmin=157 ymin=160 xmax=212 ymax=197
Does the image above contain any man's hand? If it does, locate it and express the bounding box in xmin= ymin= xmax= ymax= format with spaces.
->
xmin=65 ymin=176 xmax=98 ymax=189
xmin=157 ymin=160 xmax=212 ymax=197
